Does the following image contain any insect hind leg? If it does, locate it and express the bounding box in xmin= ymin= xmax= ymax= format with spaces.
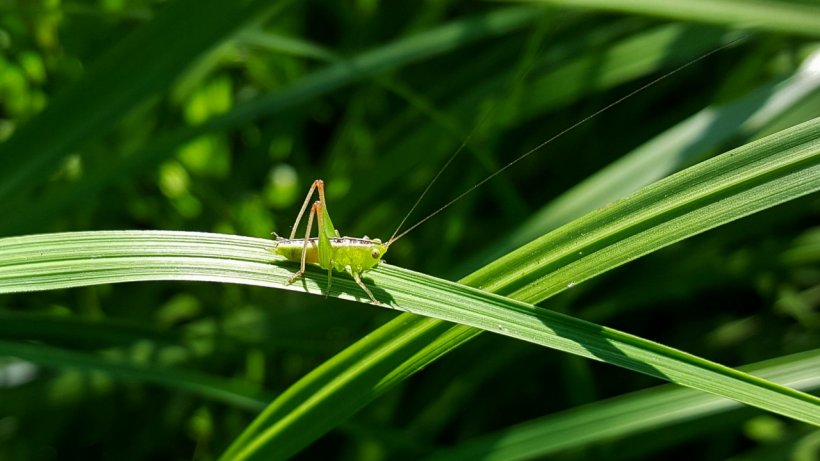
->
xmin=286 ymin=200 xmax=319 ymax=286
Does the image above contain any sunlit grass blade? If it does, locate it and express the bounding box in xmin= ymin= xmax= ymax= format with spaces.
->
xmin=516 ymin=0 xmax=820 ymax=37
xmin=465 ymin=116 xmax=820 ymax=301
xmin=1 ymin=233 xmax=819 ymax=443
xmin=466 ymin=64 xmax=820 ymax=270
xmin=2 ymin=119 xmax=817 ymax=458
xmin=2 ymin=229 xmax=819 ymax=456
xmin=215 ymin=116 xmax=820 ymax=459
xmin=426 ymin=349 xmax=820 ymax=461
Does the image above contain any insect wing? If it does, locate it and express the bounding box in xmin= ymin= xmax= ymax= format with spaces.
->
xmin=316 ymin=201 xmax=336 ymax=269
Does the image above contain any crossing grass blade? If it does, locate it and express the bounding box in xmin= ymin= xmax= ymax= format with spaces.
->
xmin=464 ymin=117 xmax=820 ymax=302
xmin=3 ymin=2 xmax=818 ymax=459
xmin=216 ymin=116 xmax=820 ymax=459
xmin=425 ymin=349 xmax=820 ymax=461
xmin=1 ymin=117 xmax=819 ymax=460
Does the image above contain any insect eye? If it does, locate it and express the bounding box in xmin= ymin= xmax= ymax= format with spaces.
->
xmin=371 ymin=249 xmax=380 ymax=259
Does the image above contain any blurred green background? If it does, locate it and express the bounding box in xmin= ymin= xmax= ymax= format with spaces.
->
xmin=1 ymin=0 xmax=819 ymax=460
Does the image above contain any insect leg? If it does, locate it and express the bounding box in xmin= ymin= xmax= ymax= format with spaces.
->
xmin=289 ymin=179 xmax=322 ymax=239
xmin=314 ymin=179 xmax=339 ymax=238
xmin=326 ymin=267 xmax=333 ymax=298
xmin=287 ymin=200 xmax=319 ymax=285
xmin=349 ymin=269 xmax=379 ymax=305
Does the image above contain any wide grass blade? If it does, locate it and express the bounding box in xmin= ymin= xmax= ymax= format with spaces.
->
xmin=1 ymin=228 xmax=818 ymax=452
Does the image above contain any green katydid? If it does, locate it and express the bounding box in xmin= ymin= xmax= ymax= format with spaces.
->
xmin=272 ymin=37 xmax=745 ymax=305
xmin=272 ymin=179 xmax=388 ymax=304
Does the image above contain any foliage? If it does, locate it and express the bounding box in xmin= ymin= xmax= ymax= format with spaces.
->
xmin=0 ymin=1 xmax=819 ymax=460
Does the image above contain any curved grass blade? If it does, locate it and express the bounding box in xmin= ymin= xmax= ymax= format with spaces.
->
xmin=2 ymin=230 xmax=819 ymax=458
xmin=2 ymin=119 xmax=818 ymax=457
xmin=467 ymin=63 xmax=820 ymax=270
xmin=216 ymin=116 xmax=820 ymax=459
xmin=464 ymin=116 xmax=820 ymax=301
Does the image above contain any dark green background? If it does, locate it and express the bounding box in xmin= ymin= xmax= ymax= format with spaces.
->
xmin=1 ymin=0 xmax=818 ymax=459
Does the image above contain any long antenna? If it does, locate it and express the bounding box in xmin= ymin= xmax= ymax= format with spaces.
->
xmin=388 ymin=35 xmax=747 ymax=246
xmin=388 ymin=18 xmax=560 ymax=246
xmin=387 ymin=124 xmax=479 ymax=245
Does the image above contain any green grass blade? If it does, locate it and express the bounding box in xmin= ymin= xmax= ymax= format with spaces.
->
xmin=517 ymin=0 xmax=820 ymax=37
xmin=480 ymin=69 xmax=820 ymax=266
xmin=3 ymin=119 xmax=818 ymax=457
xmin=465 ymin=116 xmax=820 ymax=301
xmin=0 ymin=339 xmax=272 ymax=411
xmin=1 ymin=231 xmax=818 ymax=424
xmin=426 ymin=349 xmax=820 ymax=461
xmin=0 ymin=0 xmax=278 ymax=203
xmin=218 ymin=316 xmax=478 ymax=460
xmin=215 ymin=117 xmax=820 ymax=458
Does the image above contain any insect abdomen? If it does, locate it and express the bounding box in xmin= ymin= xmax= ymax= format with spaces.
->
xmin=274 ymin=240 xmax=320 ymax=265
xmin=273 ymin=237 xmax=386 ymax=273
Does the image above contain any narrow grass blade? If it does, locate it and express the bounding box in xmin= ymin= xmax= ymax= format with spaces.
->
xmin=479 ymin=68 xmax=820 ymax=266
xmin=0 ymin=230 xmax=818 ymax=426
xmin=0 ymin=340 xmax=272 ymax=411
xmin=426 ymin=349 xmax=820 ymax=461
xmin=216 ymin=117 xmax=820 ymax=459
xmin=2 ymin=119 xmax=818 ymax=458
xmin=517 ymin=0 xmax=820 ymax=37
xmin=465 ymin=116 xmax=820 ymax=301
